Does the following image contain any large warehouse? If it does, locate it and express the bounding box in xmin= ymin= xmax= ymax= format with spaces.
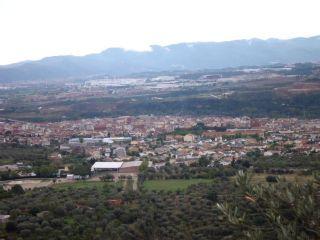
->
xmin=91 ymin=161 xmax=143 ymax=173
xmin=91 ymin=162 xmax=123 ymax=172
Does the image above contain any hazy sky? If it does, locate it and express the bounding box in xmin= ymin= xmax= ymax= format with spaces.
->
xmin=0 ymin=0 xmax=319 ymax=65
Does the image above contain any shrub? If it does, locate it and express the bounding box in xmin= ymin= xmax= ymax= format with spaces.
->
xmin=266 ymin=175 xmax=278 ymax=183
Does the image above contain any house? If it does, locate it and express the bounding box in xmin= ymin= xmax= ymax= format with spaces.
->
xmin=104 ymin=148 xmax=111 ymax=157
xmin=49 ymin=152 xmax=62 ymax=161
xmin=103 ymin=137 xmax=132 ymax=143
xmin=87 ymin=149 xmax=102 ymax=159
xmin=60 ymin=145 xmax=71 ymax=152
xmin=69 ymin=138 xmax=80 ymax=145
xmin=264 ymin=150 xmax=281 ymax=156
xmin=66 ymin=174 xmax=83 ymax=180
xmin=66 ymin=174 xmax=75 ymax=180
xmin=114 ymin=147 xmax=126 ymax=158
xmin=83 ymin=138 xmax=101 ymax=145
xmin=102 ymin=138 xmax=113 ymax=144
xmin=184 ymin=134 xmax=196 ymax=142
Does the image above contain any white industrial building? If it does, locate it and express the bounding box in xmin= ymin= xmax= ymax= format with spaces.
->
xmin=91 ymin=160 xmax=144 ymax=173
xmin=91 ymin=162 xmax=123 ymax=172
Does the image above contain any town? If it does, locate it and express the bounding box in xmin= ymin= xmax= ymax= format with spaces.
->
xmin=0 ymin=115 xmax=319 ymax=184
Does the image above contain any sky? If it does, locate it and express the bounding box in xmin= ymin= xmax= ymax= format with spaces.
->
xmin=0 ymin=0 xmax=319 ymax=65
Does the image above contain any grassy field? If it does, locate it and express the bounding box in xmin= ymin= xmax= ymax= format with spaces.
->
xmin=143 ymin=179 xmax=213 ymax=191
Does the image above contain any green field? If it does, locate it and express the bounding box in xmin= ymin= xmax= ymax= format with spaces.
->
xmin=143 ymin=179 xmax=213 ymax=191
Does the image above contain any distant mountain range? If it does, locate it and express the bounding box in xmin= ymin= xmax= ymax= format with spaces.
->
xmin=1 ymin=36 xmax=320 ymax=82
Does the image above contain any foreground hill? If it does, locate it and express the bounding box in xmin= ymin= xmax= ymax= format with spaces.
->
xmin=1 ymin=36 xmax=320 ymax=82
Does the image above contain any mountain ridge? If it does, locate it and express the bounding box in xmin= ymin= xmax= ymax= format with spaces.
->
xmin=1 ymin=35 xmax=320 ymax=82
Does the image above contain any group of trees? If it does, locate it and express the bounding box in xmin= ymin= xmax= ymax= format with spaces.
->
xmin=0 ymin=143 xmax=94 ymax=180
xmin=0 ymin=184 xmax=24 ymax=200
xmin=0 ymin=143 xmax=51 ymax=166
xmin=0 ymin=143 xmax=56 ymax=180
xmin=138 ymin=163 xmax=236 ymax=183
xmin=0 ymin=178 xmax=237 ymax=240
xmin=88 ymin=90 xmax=320 ymax=119
xmin=245 ymin=150 xmax=320 ymax=171
xmin=0 ymin=144 xmax=319 ymax=239
xmin=0 ymin=162 xmax=319 ymax=239
xmin=5 ymin=86 xmax=320 ymax=122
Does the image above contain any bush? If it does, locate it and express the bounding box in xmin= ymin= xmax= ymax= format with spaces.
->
xmin=266 ymin=175 xmax=278 ymax=183
xmin=11 ymin=184 xmax=25 ymax=195
xmin=5 ymin=221 xmax=16 ymax=232
xmin=20 ymin=229 xmax=31 ymax=238
xmin=206 ymin=190 xmax=218 ymax=202
xmin=100 ymin=174 xmax=114 ymax=182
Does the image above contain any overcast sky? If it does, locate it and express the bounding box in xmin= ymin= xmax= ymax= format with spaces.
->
xmin=0 ymin=0 xmax=319 ymax=65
